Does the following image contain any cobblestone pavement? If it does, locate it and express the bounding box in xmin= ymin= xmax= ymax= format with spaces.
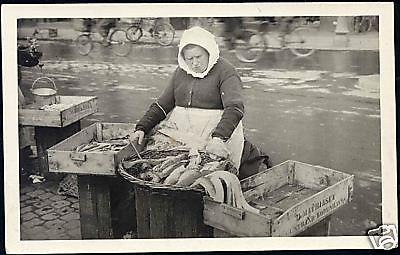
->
xmin=20 ymin=179 xmax=81 ymax=240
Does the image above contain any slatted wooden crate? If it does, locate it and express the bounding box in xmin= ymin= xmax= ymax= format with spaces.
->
xmin=19 ymin=95 xmax=98 ymax=127
xmin=203 ymin=160 xmax=354 ymax=237
xmin=47 ymin=122 xmax=137 ymax=175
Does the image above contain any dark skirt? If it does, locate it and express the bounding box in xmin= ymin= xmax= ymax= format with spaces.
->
xmin=238 ymin=139 xmax=272 ymax=180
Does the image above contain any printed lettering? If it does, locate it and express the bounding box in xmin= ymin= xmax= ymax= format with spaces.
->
xmin=295 ymin=194 xmax=336 ymax=221
xmin=292 ymin=195 xmax=347 ymax=234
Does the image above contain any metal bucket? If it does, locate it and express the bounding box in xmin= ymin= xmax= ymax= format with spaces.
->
xmin=31 ymin=77 xmax=57 ymax=106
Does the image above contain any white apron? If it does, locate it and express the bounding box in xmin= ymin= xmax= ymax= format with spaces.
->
xmin=155 ymin=106 xmax=244 ymax=169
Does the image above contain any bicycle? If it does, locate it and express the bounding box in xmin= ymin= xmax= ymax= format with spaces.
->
xmin=232 ymin=18 xmax=318 ymax=63
xmin=353 ymin=16 xmax=379 ymax=33
xmin=73 ymin=19 xmax=131 ymax=56
xmin=125 ymin=18 xmax=175 ymax=46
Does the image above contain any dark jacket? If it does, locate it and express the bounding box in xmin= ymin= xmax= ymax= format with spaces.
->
xmin=136 ymin=58 xmax=244 ymax=140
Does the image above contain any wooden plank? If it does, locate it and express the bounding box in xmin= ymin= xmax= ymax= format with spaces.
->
xmin=135 ymin=186 xmax=151 ymax=238
xmin=96 ymin=122 xmax=103 ymax=141
xmin=61 ymin=96 xmax=98 ymax=127
xmin=203 ymin=198 xmax=272 ymax=237
xmin=241 ymin=161 xmax=289 ymax=191
xmin=48 ymin=123 xmax=96 ymax=151
xmin=274 ymin=186 xmax=320 ymax=212
xmin=57 ymin=95 xmax=93 ymax=104
xmin=251 ymin=185 xmax=320 ymax=219
xmin=78 ymin=175 xmax=99 ymax=239
xmin=166 ymin=191 xmax=184 ymax=237
xmin=297 ymin=215 xmax=331 ymax=236
xmin=266 ymin=184 xmax=305 ymax=203
xmin=94 ymin=177 xmax=114 ymax=239
xmin=19 ymin=126 xmax=34 ymax=149
xmin=109 ymin=178 xmax=137 ymax=238
xmin=195 ymin=195 xmax=214 ymax=238
xmin=149 ymin=188 xmax=173 ymax=238
xmin=293 ymin=161 xmax=351 ymax=189
xmin=271 ymin=175 xmax=354 ymax=236
xmin=19 ymin=108 xmax=61 ymax=127
xmin=47 ymin=150 xmax=116 ymax=175
xmin=258 ymin=205 xmax=285 ymax=219
xmin=170 ymin=190 xmax=212 ymax=238
xmin=242 ymin=161 xmax=289 ymax=201
xmin=78 ymin=175 xmax=113 ymax=239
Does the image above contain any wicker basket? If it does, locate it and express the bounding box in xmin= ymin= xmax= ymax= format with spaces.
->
xmin=117 ymin=147 xmax=237 ymax=193
xmin=117 ymin=147 xmax=205 ymax=192
xmin=118 ymin=165 xmax=204 ymax=194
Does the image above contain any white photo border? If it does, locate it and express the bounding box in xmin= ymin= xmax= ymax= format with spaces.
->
xmin=2 ymin=2 xmax=397 ymax=253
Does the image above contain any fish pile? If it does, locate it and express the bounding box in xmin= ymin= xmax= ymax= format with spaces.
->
xmin=74 ymin=139 xmax=129 ymax=153
xmin=121 ymin=147 xmax=237 ymax=186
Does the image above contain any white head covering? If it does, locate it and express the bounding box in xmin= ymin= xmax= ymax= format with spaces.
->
xmin=178 ymin=26 xmax=220 ymax=78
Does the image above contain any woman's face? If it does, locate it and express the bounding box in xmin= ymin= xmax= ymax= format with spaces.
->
xmin=182 ymin=45 xmax=209 ymax=73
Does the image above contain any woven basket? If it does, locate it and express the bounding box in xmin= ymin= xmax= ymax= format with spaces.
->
xmin=118 ymin=165 xmax=203 ymax=193
xmin=117 ymin=147 xmax=204 ymax=192
xmin=117 ymin=147 xmax=237 ymax=193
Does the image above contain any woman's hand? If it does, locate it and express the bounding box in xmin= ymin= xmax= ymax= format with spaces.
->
xmin=129 ymin=130 xmax=145 ymax=144
xmin=206 ymin=137 xmax=230 ymax=159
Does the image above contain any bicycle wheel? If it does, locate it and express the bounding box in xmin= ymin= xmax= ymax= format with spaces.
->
xmin=153 ymin=23 xmax=175 ymax=46
xmin=234 ymin=29 xmax=265 ymax=63
xmin=359 ymin=17 xmax=371 ymax=33
xmin=126 ymin=25 xmax=143 ymax=42
xmin=75 ymin=34 xmax=93 ymax=55
xmin=109 ymin=29 xmax=131 ymax=57
xmin=285 ymin=27 xmax=316 ymax=57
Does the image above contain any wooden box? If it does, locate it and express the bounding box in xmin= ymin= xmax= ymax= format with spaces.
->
xmin=203 ymin=160 xmax=354 ymax=237
xmin=47 ymin=122 xmax=137 ymax=175
xmin=19 ymin=96 xmax=98 ymax=127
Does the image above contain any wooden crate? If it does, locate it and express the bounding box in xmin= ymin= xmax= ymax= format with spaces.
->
xmin=19 ymin=95 xmax=98 ymax=127
xmin=203 ymin=160 xmax=354 ymax=237
xmin=47 ymin=122 xmax=137 ymax=175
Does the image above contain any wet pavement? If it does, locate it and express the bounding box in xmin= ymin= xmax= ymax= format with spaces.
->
xmin=18 ymin=40 xmax=381 ymax=238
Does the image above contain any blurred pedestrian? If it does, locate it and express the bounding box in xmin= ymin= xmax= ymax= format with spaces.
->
xmin=96 ymin=18 xmax=117 ymax=45
xmin=221 ymin=17 xmax=245 ymax=50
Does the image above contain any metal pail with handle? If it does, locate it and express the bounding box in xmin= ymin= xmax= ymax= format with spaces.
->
xmin=31 ymin=77 xmax=57 ymax=106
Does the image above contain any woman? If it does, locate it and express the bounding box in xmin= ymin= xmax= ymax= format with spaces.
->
xmin=130 ymin=26 xmax=269 ymax=179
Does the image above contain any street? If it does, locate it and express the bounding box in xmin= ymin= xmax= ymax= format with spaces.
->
xmin=19 ymin=40 xmax=381 ymax=236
